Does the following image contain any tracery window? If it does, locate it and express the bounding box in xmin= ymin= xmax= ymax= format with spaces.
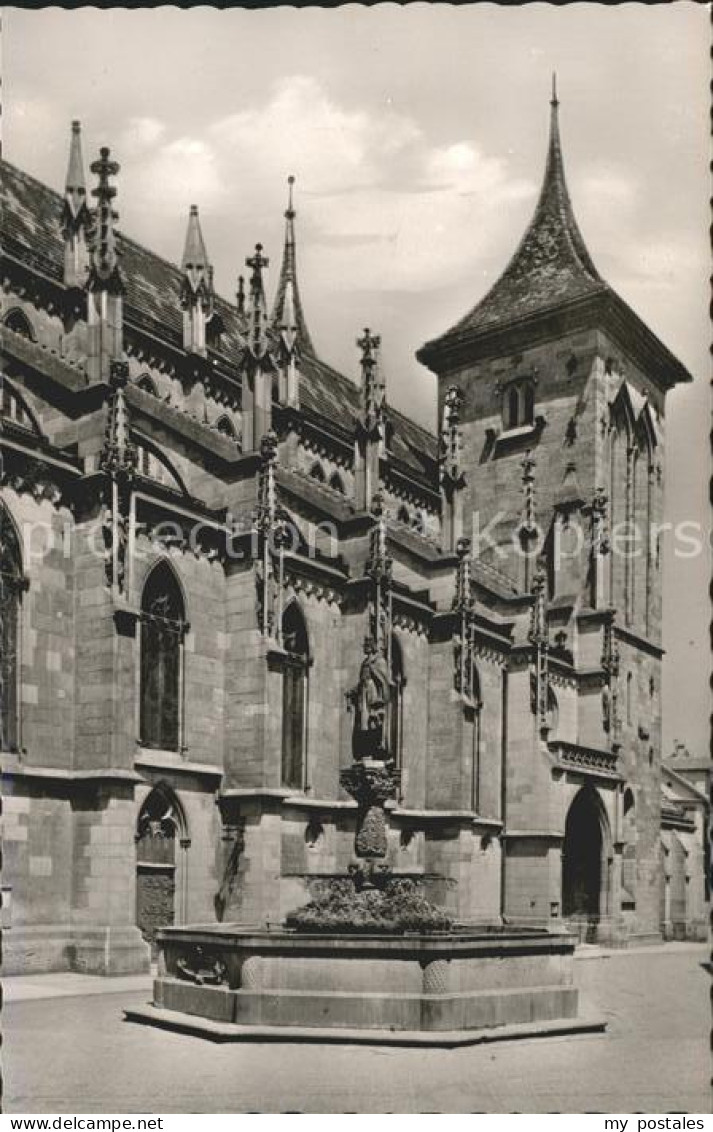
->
xmin=139 ymin=562 xmax=186 ymax=752
xmin=281 ymin=602 xmax=309 ymax=789
xmin=0 ymin=506 xmax=23 ymax=752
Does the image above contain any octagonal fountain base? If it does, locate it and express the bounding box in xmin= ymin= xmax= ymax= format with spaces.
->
xmin=125 ymin=924 xmax=605 ymax=1046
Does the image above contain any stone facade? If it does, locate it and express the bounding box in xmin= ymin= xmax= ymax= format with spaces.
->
xmin=0 ymin=91 xmax=703 ymax=974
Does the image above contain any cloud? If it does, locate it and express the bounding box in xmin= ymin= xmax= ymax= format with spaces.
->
xmin=120 ymin=117 xmax=166 ymax=151
xmin=209 ymin=74 xmax=421 ymax=205
xmin=106 ymin=74 xmax=536 ymax=297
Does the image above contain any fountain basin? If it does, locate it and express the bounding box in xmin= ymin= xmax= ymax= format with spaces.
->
xmin=126 ymin=924 xmax=605 ymax=1044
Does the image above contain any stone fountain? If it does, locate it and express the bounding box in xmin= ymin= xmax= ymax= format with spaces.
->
xmin=126 ymin=660 xmax=601 ymax=1044
xmin=126 ymin=502 xmax=603 ymax=1045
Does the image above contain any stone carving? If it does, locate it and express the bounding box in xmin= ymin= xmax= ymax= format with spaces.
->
xmin=340 ymin=760 xmax=399 ymax=861
xmin=528 ymin=558 xmax=550 ymax=733
xmin=176 ymin=945 xmax=228 ymax=986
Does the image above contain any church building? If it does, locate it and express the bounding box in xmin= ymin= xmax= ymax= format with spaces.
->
xmin=1 ymin=87 xmax=705 ymax=975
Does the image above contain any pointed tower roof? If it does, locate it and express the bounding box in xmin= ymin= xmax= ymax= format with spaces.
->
xmin=415 ymin=77 xmax=700 ymax=386
xmin=271 ymin=176 xmax=315 ymax=356
xmin=448 ymin=76 xmax=603 ymax=339
xmin=181 ymin=204 xmax=211 ymax=294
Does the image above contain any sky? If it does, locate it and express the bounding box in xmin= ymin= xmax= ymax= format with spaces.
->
xmin=4 ymin=3 xmax=710 ymax=756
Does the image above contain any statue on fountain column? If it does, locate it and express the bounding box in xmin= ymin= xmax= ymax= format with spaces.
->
xmin=353 ymin=635 xmax=391 ymax=760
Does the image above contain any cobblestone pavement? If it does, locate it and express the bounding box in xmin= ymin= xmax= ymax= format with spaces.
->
xmin=4 ymin=946 xmax=709 ymax=1113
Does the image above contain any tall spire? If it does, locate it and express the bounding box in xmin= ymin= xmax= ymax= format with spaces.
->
xmin=240 ymin=243 xmax=275 ymax=451
xmin=419 ymin=79 xmax=604 ymax=353
xmin=271 ymin=176 xmax=315 ymax=356
xmin=62 ymin=121 xmax=90 ymax=288
xmin=180 ymin=205 xmax=214 ymax=356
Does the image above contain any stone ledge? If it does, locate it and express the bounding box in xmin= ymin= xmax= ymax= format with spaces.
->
xmin=125 ymin=1003 xmax=606 ymax=1047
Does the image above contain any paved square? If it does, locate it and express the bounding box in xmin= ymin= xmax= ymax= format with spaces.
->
xmin=3 ymin=945 xmax=708 ymax=1113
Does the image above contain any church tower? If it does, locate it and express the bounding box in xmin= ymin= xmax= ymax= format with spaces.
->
xmin=418 ymin=81 xmax=693 ymax=943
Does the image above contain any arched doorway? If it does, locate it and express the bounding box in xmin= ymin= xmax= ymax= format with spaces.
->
xmin=562 ymin=788 xmax=609 ymax=941
xmin=135 ymin=783 xmax=188 ymax=954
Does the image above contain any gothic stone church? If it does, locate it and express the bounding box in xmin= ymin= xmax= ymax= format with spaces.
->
xmin=1 ymin=91 xmax=705 ymax=976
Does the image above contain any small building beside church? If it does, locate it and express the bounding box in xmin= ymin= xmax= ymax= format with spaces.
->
xmin=0 ymin=89 xmax=705 ymax=975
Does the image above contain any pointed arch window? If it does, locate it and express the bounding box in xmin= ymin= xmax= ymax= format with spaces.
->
xmin=140 ymin=563 xmax=187 ymax=752
xmin=397 ymin=504 xmax=411 ymax=525
xmin=328 ymin=471 xmax=345 ymax=495
xmin=281 ymin=601 xmax=309 ymax=789
xmin=0 ymin=507 xmax=23 ymax=752
xmin=309 ymin=462 xmax=325 ymax=484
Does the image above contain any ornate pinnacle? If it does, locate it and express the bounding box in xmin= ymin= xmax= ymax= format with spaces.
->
xmin=254 ymin=430 xmax=279 ymax=535
xmin=245 ymin=243 xmax=270 ymax=361
xmin=440 ymin=384 xmax=465 ymax=483
xmin=236 ymin=275 xmax=246 ymax=315
xmin=100 ymin=361 xmax=136 ymax=477
xmin=285 ymin=174 xmax=296 ymax=221
xmin=247 ymin=242 xmax=269 ymax=287
xmin=591 ymin=486 xmax=610 ymax=557
xmin=88 ymin=146 xmax=122 ymax=288
xmin=63 ymin=120 xmax=88 ymax=227
xmin=357 ymin=328 xmax=385 ymax=422
xmin=528 ymin=557 xmax=549 ymax=646
xmin=367 ymin=490 xmax=391 ymax=585
xmin=453 ymin=536 xmax=474 ymax=612
xmin=181 ymin=205 xmax=212 ymax=303
xmin=521 ymin=449 xmax=537 ymax=535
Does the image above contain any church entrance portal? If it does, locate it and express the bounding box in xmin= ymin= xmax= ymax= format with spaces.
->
xmin=136 ymin=785 xmax=186 ymax=955
xmin=562 ymin=788 xmax=609 ymax=943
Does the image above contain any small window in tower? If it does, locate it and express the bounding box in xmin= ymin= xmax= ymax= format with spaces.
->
xmin=503 ymin=378 xmax=536 ymax=431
